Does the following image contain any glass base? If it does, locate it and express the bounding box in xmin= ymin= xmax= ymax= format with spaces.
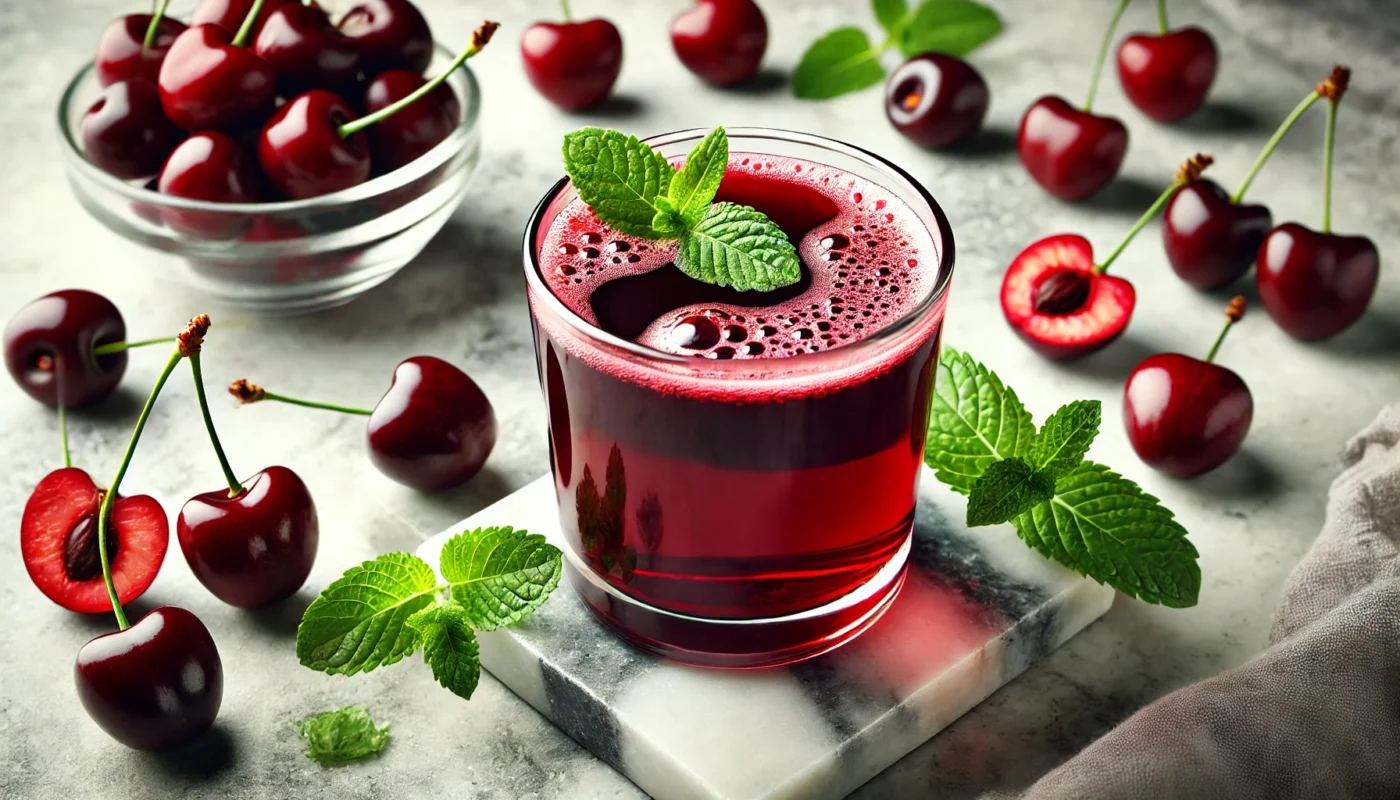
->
xmin=565 ymin=536 xmax=911 ymax=669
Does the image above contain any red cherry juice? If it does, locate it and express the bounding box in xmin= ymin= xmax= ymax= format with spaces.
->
xmin=528 ymin=152 xmax=947 ymax=652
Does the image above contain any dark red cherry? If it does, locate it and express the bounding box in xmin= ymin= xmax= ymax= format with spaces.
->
xmin=337 ymin=0 xmax=434 ymax=75
xmin=158 ymin=131 xmax=263 ymax=237
xmin=80 ymin=80 xmax=185 ymax=181
xmin=191 ymin=0 xmax=293 ymax=40
xmin=1000 ymin=233 xmax=1135 ymax=359
xmin=177 ymin=466 xmax=317 ymax=608
xmin=21 ymin=467 xmax=168 ymax=614
xmin=95 ymin=14 xmax=188 ymax=88
xmin=1017 ymin=95 xmax=1128 ymax=201
xmin=367 ymin=356 xmax=498 ymax=491
xmin=158 ymin=23 xmax=276 ymax=131
xmin=75 ymin=606 xmax=222 ymax=750
xmin=885 ymin=53 xmax=990 ymax=149
xmin=1124 ymin=353 xmax=1252 ymax=477
xmin=521 ymin=18 xmax=623 ymax=111
xmin=362 ymin=70 xmax=459 ymax=171
xmin=1162 ymin=178 xmax=1272 ymax=290
xmin=257 ymin=90 xmax=370 ymax=200
xmin=670 ymin=0 xmax=767 ymax=87
xmin=254 ymin=2 xmax=361 ymax=96
xmin=1116 ymin=27 xmax=1218 ymax=122
xmin=1256 ymin=223 xmax=1379 ymax=340
xmin=4 ymin=290 xmax=128 ymax=408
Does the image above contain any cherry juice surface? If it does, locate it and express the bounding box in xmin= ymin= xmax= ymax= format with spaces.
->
xmin=531 ymin=153 xmax=945 ymax=634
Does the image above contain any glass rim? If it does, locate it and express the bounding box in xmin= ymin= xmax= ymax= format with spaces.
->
xmin=521 ymin=126 xmax=956 ymax=369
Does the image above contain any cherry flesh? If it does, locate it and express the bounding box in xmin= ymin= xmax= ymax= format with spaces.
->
xmin=257 ymin=91 xmax=370 ymax=200
xmin=1124 ymin=352 xmax=1252 ymax=477
xmin=885 ymin=53 xmax=990 ymax=150
xmin=75 ymin=606 xmax=223 ymax=750
xmin=22 ymin=467 xmax=168 ymax=614
xmin=1162 ymin=179 xmax=1272 ymax=290
xmin=191 ymin=0 xmax=293 ymax=41
xmin=4 ymin=290 xmax=128 ymax=408
xmin=254 ymin=2 xmax=361 ymax=96
xmin=81 ymin=80 xmax=186 ymax=181
xmin=521 ymin=18 xmax=623 ymax=111
xmin=338 ymin=0 xmax=434 ymax=75
xmin=158 ymin=23 xmax=276 ymax=132
xmin=362 ymin=70 xmax=459 ymax=171
xmin=95 ymin=14 xmax=188 ymax=88
xmin=158 ymin=131 xmax=263 ymax=237
xmin=177 ymin=466 xmax=318 ymax=608
xmin=670 ymin=0 xmax=767 ymax=87
xmin=1017 ymin=96 xmax=1128 ymax=201
xmin=1116 ymin=27 xmax=1218 ymax=122
xmin=1256 ymin=223 xmax=1379 ymax=340
xmin=368 ymin=356 xmax=498 ymax=491
xmin=1000 ymin=233 xmax=1136 ymax=359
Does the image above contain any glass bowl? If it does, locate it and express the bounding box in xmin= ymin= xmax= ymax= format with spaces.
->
xmin=57 ymin=44 xmax=482 ymax=315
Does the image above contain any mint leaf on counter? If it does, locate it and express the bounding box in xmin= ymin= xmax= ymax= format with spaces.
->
xmin=966 ymin=457 xmax=1055 ymax=527
xmin=873 ymin=0 xmax=910 ymax=34
xmin=1030 ymin=399 xmax=1102 ymax=479
xmin=898 ymin=0 xmax=1002 ymax=58
xmin=408 ymin=604 xmax=482 ymax=700
xmin=562 ymin=128 xmax=675 ymax=239
xmin=440 ymin=526 xmax=563 ymax=631
xmin=667 ymin=126 xmax=728 ymax=230
xmin=792 ymin=27 xmax=887 ymax=100
xmin=925 ymin=347 xmax=1037 ymax=494
xmin=677 ymin=203 xmax=802 ymax=292
xmin=296 ymin=552 xmax=439 ymax=675
xmin=294 ymin=706 xmax=390 ymax=767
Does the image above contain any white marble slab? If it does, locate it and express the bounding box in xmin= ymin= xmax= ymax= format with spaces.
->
xmin=417 ymin=471 xmax=1115 ymax=800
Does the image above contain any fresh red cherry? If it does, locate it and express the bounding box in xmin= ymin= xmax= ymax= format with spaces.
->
xmin=1116 ymin=26 xmax=1218 ymax=122
xmin=522 ymin=3 xmax=623 ymax=111
xmin=362 ymin=70 xmax=459 ymax=171
xmin=158 ymin=131 xmax=262 ymax=237
xmin=191 ymin=0 xmax=292 ymax=41
xmin=76 ymin=606 xmax=223 ymax=750
xmin=158 ymin=23 xmax=275 ymax=131
xmin=21 ymin=467 xmax=168 ymax=614
xmin=80 ymin=80 xmax=185 ymax=181
xmin=1124 ymin=297 xmax=1252 ymax=477
xmin=4 ymin=290 xmax=128 ymax=408
xmin=885 ymin=53 xmax=990 ymax=149
xmin=1017 ymin=96 xmax=1128 ymax=201
xmin=254 ymin=2 xmax=361 ymax=96
xmin=670 ymin=0 xmax=767 ymax=87
xmin=95 ymin=12 xmax=188 ymax=88
xmin=1257 ymin=224 xmax=1378 ymax=341
xmin=1162 ymin=179 xmax=1271 ymax=290
xmin=338 ymin=0 xmax=434 ymax=75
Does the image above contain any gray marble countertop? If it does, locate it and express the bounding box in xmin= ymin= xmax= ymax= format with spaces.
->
xmin=2 ymin=0 xmax=1396 ymax=797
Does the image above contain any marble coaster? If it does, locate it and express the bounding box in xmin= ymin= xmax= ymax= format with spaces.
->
xmin=416 ymin=472 xmax=1114 ymax=800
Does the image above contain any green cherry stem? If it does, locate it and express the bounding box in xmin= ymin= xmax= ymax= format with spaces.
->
xmin=1230 ymin=92 xmax=1325 ymax=204
xmin=229 ymin=379 xmax=372 ymax=416
xmin=190 ymin=354 xmax=243 ymax=497
xmin=1097 ymin=154 xmax=1213 ymax=274
xmin=1321 ymin=94 xmax=1338 ymax=233
xmin=559 ymin=0 xmax=572 ymax=22
xmin=338 ymin=21 xmax=499 ymax=138
xmin=1205 ymin=296 xmax=1247 ymax=363
xmin=59 ymin=402 xmax=71 ymax=469
xmin=1155 ymin=0 xmax=1169 ymax=33
xmin=230 ymin=0 xmax=266 ymax=48
xmin=142 ymin=0 xmax=172 ymax=50
xmin=1084 ymin=0 xmax=1131 ymax=112
xmin=93 ymin=336 xmax=179 ymax=356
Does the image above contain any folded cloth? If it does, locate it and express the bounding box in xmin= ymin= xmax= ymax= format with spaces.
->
xmin=1023 ymin=404 xmax=1400 ymax=800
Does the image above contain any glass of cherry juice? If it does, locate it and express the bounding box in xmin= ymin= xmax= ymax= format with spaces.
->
xmin=523 ymin=129 xmax=953 ymax=668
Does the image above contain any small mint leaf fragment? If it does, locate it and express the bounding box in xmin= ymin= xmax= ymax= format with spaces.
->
xmin=668 ymin=127 xmax=729 ymax=230
xmin=296 ymin=553 xmax=438 ymax=676
xmin=1031 ymin=399 xmax=1102 ymax=479
xmin=652 ymin=196 xmax=687 ymax=237
xmin=676 ymin=202 xmax=801 ymax=291
xmin=898 ymin=0 xmax=1002 ymax=58
xmin=874 ymin=0 xmax=911 ymax=33
xmin=439 ymin=526 xmax=563 ymax=631
xmin=562 ymin=127 xmax=674 ymax=239
xmin=925 ymin=347 xmax=1037 ymax=495
xmin=966 ymin=457 xmax=1056 ymax=527
xmin=793 ymin=27 xmax=887 ymax=100
xmin=407 ymin=604 xmax=481 ymax=700
xmin=294 ymin=706 xmax=390 ymax=767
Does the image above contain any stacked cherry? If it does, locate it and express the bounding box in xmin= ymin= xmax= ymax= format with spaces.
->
xmin=82 ymin=0 xmax=498 ymax=211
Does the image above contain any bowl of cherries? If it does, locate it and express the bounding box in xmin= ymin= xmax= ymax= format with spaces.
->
xmin=58 ymin=0 xmax=494 ymax=314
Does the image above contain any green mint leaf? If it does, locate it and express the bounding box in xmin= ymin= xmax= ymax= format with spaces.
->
xmin=1031 ymin=399 xmax=1102 ymax=479
xmin=652 ymin=196 xmax=688 ymax=237
xmin=1013 ymin=462 xmax=1201 ymax=608
xmin=925 ymin=347 xmax=1037 ymax=495
xmin=294 ymin=706 xmax=391 ymax=767
xmin=296 ymin=552 xmax=438 ymax=675
xmin=562 ymin=127 xmax=675 ymax=239
xmin=793 ymin=27 xmax=887 ymax=100
xmin=439 ymin=526 xmax=564 ymax=631
xmin=668 ymin=127 xmax=729 ymax=230
xmin=675 ymin=202 xmax=801 ymax=292
xmin=407 ymin=604 xmax=481 ymax=701
xmin=898 ymin=0 xmax=1002 ymax=58
xmin=965 ymin=457 xmax=1056 ymax=527
xmin=874 ymin=0 xmax=911 ymax=33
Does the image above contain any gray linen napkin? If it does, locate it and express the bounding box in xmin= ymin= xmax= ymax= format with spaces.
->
xmin=1023 ymin=404 xmax=1400 ymax=800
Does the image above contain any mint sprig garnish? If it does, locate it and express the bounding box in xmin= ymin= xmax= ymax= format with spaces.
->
xmin=294 ymin=706 xmax=391 ymax=767
xmin=927 ymin=348 xmax=1201 ymax=608
xmin=562 ymin=126 xmax=801 ymax=292
xmin=794 ymin=0 xmax=1002 ymax=100
xmin=296 ymin=527 xmax=562 ymax=700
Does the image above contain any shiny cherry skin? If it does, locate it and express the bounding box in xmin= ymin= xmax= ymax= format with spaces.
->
xmin=158 ymin=23 xmax=276 ymax=132
xmin=81 ymin=80 xmax=185 ymax=181
xmin=177 ymin=466 xmax=318 ymax=608
xmin=338 ymin=0 xmax=434 ymax=75
xmin=75 ymin=606 xmax=223 ymax=751
xmin=885 ymin=53 xmax=990 ymax=149
xmin=1162 ymin=179 xmax=1272 ymax=290
xmin=670 ymin=0 xmax=767 ymax=87
xmin=191 ymin=0 xmax=293 ymax=40
xmin=95 ymin=14 xmax=188 ymax=88
xmin=1116 ymin=27 xmax=1218 ymax=122
xmin=158 ymin=131 xmax=262 ymax=238
xmin=1017 ymin=95 xmax=1128 ymax=201
xmin=1256 ymin=223 xmax=1380 ymax=340
xmin=4 ymin=290 xmax=127 ymax=408
xmin=257 ymin=91 xmax=370 ymax=200
xmin=521 ymin=18 xmax=624 ymax=111
xmin=362 ymin=70 xmax=459 ymax=171
xmin=255 ymin=2 xmax=361 ymax=96
xmin=1124 ymin=353 xmax=1252 ymax=477
xmin=1000 ymin=233 xmax=1136 ymax=359
xmin=367 ymin=356 xmax=498 ymax=492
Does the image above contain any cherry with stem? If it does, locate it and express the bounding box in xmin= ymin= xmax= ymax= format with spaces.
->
xmin=521 ymin=1 xmax=624 ymax=111
xmin=158 ymin=0 xmax=276 ymax=131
